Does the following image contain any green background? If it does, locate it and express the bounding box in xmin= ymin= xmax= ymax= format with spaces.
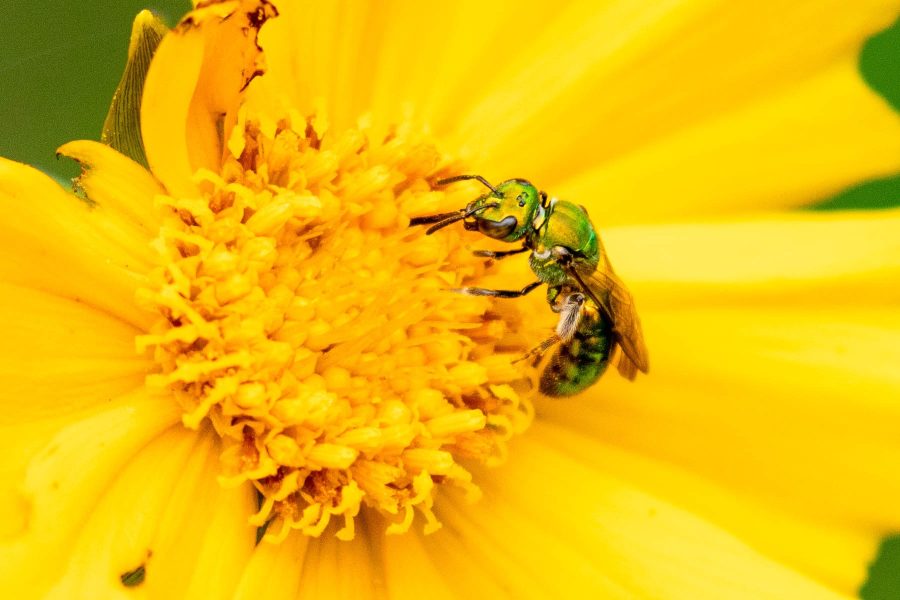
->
xmin=0 ymin=0 xmax=190 ymax=181
xmin=0 ymin=2 xmax=898 ymax=597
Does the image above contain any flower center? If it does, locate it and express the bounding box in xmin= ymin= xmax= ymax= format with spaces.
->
xmin=137 ymin=109 xmax=535 ymax=541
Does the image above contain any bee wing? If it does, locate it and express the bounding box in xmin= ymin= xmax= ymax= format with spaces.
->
xmin=570 ymin=259 xmax=649 ymax=380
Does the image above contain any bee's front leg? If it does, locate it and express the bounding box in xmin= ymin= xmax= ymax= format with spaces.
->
xmin=455 ymin=280 xmax=542 ymax=298
xmin=472 ymin=246 xmax=529 ymax=260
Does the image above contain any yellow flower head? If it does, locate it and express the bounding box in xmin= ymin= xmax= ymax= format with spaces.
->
xmin=2 ymin=0 xmax=900 ymax=598
xmin=131 ymin=102 xmax=539 ymax=540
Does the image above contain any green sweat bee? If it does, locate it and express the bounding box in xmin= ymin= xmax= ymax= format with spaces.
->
xmin=410 ymin=175 xmax=648 ymax=396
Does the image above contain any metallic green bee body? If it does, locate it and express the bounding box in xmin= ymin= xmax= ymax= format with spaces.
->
xmin=410 ymin=174 xmax=648 ymax=395
xmin=538 ymin=287 xmax=613 ymax=396
xmin=528 ymin=198 xmax=600 ymax=287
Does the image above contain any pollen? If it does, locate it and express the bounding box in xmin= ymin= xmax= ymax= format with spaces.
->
xmin=137 ymin=108 xmax=535 ymax=541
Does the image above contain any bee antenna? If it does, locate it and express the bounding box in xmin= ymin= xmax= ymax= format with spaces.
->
xmin=409 ymin=210 xmax=466 ymax=226
xmin=423 ymin=202 xmax=499 ymax=235
xmin=436 ymin=175 xmax=500 ymax=196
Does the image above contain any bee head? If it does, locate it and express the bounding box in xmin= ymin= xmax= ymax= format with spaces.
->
xmin=464 ymin=179 xmax=541 ymax=242
xmin=410 ymin=175 xmax=547 ymax=239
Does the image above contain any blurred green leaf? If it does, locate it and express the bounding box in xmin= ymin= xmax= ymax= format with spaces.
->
xmin=861 ymin=535 xmax=900 ymax=600
xmin=860 ymin=15 xmax=900 ymax=112
xmin=813 ymin=16 xmax=900 ymax=211
xmin=0 ymin=0 xmax=189 ymax=180
xmin=812 ymin=174 xmax=900 ymax=211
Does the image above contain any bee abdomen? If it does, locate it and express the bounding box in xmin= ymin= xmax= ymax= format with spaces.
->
xmin=539 ymin=315 xmax=612 ymax=397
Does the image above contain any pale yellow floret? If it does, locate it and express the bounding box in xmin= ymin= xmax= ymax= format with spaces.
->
xmin=138 ymin=108 xmax=535 ymax=539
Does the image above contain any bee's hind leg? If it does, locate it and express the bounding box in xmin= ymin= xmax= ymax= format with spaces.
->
xmin=515 ymin=292 xmax=586 ymax=366
xmin=515 ymin=335 xmax=561 ymax=366
xmin=555 ymin=293 xmax=586 ymax=342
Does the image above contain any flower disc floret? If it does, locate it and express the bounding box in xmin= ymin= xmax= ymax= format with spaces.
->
xmin=137 ymin=109 xmax=534 ymax=540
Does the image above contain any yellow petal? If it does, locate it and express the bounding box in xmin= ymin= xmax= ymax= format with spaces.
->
xmin=427 ymin=491 xmax=630 ymax=598
xmin=428 ymin=437 xmax=849 ymax=599
xmin=0 ymin=282 xmax=150 ymax=422
xmin=0 ymin=388 xmax=180 ymax=597
xmin=503 ymin=208 xmax=900 ymax=592
xmin=140 ymin=15 xmax=205 ymax=197
xmin=0 ymin=157 xmax=154 ymax=329
xmin=530 ymin=421 xmax=876 ymax=594
xmin=538 ymin=307 xmax=900 ymax=558
xmin=38 ymin=426 xmax=254 ymax=599
xmin=246 ymin=1 xmax=374 ymax=129
xmin=58 ymin=140 xmax=165 ymax=234
xmin=601 ymin=209 xmax=900 ymax=308
xmin=39 ymin=426 xmax=194 ymax=599
xmin=446 ymin=1 xmax=899 ymax=179
xmin=252 ymin=0 xmax=899 ymax=222
xmin=146 ymin=429 xmax=257 ymax=600
xmin=0 ymin=283 xmax=153 ymax=546
xmin=250 ymin=1 xmax=569 ymax=136
xmin=296 ymin=528 xmax=383 ymax=600
xmin=557 ymin=59 xmax=900 ymax=223
xmin=141 ymin=0 xmax=275 ymax=197
xmin=438 ymin=0 xmax=898 ymax=220
xmin=390 ymin=523 xmax=519 ymax=598
xmin=381 ymin=532 xmax=458 ymax=600
xmin=232 ymin=532 xmax=309 ymax=600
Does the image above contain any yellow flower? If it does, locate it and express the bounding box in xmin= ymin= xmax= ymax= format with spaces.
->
xmin=2 ymin=0 xmax=900 ymax=598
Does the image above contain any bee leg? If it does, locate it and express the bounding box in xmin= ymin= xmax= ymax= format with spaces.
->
xmin=454 ymin=280 xmax=542 ymax=298
xmin=514 ymin=335 xmax=561 ymax=365
xmin=472 ymin=246 xmax=529 ymax=260
xmin=556 ymin=293 xmax=586 ymax=342
xmin=515 ymin=293 xmax=586 ymax=365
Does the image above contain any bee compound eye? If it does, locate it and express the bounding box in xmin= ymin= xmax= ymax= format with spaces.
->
xmin=477 ymin=215 xmax=518 ymax=239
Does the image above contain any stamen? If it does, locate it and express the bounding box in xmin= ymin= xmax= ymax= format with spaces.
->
xmin=137 ymin=110 xmax=535 ymax=540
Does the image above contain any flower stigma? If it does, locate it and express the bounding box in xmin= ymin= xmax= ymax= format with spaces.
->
xmin=135 ymin=108 xmax=535 ymax=542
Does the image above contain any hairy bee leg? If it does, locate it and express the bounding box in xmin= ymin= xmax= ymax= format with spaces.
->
xmin=472 ymin=246 xmax=528 ymax=260
xmin=454 ymin=280 xmax=542 ymax=298
xmin=514 ymin=334 xmax=561 ymax=365
xmin=514 ymin=293 xmax=586 ymax=365
xmin=556 ymin=293 xmax=586 ymax=342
